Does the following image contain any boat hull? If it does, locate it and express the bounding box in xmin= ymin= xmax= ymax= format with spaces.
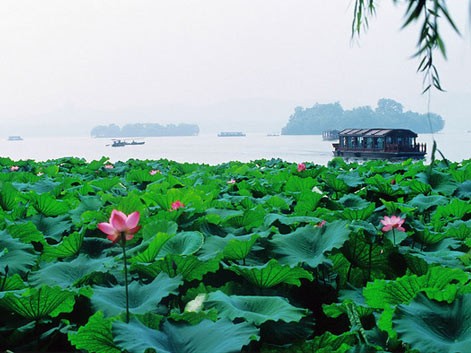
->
xmin=333 ymin=150 xmax=425 ymax=160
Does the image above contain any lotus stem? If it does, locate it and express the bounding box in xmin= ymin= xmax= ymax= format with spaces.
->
xmin=121 ymin=234 xmax=130 ymax=324
xmin=392 ymin=229 xmax=396 ymax=246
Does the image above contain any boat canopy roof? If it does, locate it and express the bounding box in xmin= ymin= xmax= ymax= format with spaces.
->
xmin=338 ymin=128 xmax=418 ymax=138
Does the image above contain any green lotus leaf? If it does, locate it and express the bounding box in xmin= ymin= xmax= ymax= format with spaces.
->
xmin=0 ymin=230 xmax=37 ymax=275
xmin=433 ymin=198 xmax=471 ymax=221
xmin=113 ymin=318 xmax=259 ymax=353
xmin=364 ymin=266 xmax=470 ymax=309
xmin=225 ymin=206 xmax=266 ymax=230
xmin=443 ymin=220 xmax=471 ymax=240
xmin=0 ymin=182 xmax=20 ymax=211
xmin=394 ymin=293 xmax=471 ymax=353
xmin=270 ymin=221 xmax=350 ymax=268
xmin=89 ymin=176 xmax=122 ymax=191
xmin=68 ymin=311 xmax=120 ymax=353
xmin=42 ymin=231 xmax=83 ymax=260
xmin=69 ymin=195 xmax=104 ymax=224
xmin=31 ymin=193 xmax=70 ymax=216
xmin=265 ymin=195 xmax=291 ymax=211
xmin=206 ymin=291 xmax=308 ymax=325
xmin=284 ymin=176 xmax=317 ymax=193
xmin=456 ymin=180 xmax=471 ymax=199
xmin=338 ymin=194 xmax=370 ymax=209
xmin=159 ymin=231 xmax=204 ymax=256
xmin=6 ymin=221 xmax=45 ymax=244
xmin=264 ymin=214 xmax=322 ymax=227
xmin=31 ymin=214 xmax=73 ymax=242
xmin=223 ymin=234 xmax=260 ymax=260
xmin=228 ymin=259 xmax=313 ymax=288
xmin=0 ymin=273 xmax=26 ymax=298
xmin=0 ymin=286 xmax=75 ymax=319
xmin=141 ymin=219 xmax=178 ymax=240
xmin=30 ymin=255 xmax=113 ymax=288
xmin=405 ymin=247 xmax=465 ymax=268
xmin=365 ymin=174 xmax=403 ymax=197
xmin=337 ymin=172 xmax=364 ymax=188
xmin=151 ymin=254 xmax=221 ymax=281
xmin=130 ymin=232 xmax=174 ymax=264
xmin=293 ymin=192 xmax=323 ymax=216
xmin=324 ymin=174 xmax=350 ymax=195
xmin=91 ymin=272 xmax=183 ymax=317
xmin=416 ymin=171 xmax=458 ymax=196
xmin=13 ymin=178 xmax=61 ymax=194
xmin=406 ymin=179 xmax=432 ymax=195
xmin=339 ymin=203 xmax=375 ymax=221
xmin=409 ymin=194 xmax=449 ymax=212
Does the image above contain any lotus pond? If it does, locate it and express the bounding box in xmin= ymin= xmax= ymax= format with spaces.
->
xmin=0 ymin=156 xmax=470 ymax=353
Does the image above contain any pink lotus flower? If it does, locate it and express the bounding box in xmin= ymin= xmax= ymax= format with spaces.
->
xmin=317 ymin=220 xmax=326 ymax=227
xmin=380 ymin=215 xmax=406 ymax=232
xmin=297 ymin=163 xmax=306 ymax=172
xmin=10 ymin=166 xmax=19 ymax=171
xmin=227 ymin=178 xmax=236 ymax=184
xmin=104 ymin=164 xmax=114 ymax=169
xmin=98 ymin=210 xmax=141 ymax=243
xmin=149 ymin=169 xmax=160 ymax=175
xmin=170 ymin=200 xmax=185 ymax=211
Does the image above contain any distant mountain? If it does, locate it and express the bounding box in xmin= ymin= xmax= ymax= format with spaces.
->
xmin=281 ymin=98 xmax=445 ymax=135
xmin=91 ymin=123 xmax=199 ymax=138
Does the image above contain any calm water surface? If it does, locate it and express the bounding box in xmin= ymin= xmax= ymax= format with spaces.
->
xmin=2 ymin=131 xmax=470 ymax=166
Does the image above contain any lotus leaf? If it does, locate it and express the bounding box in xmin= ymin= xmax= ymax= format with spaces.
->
xmin=271 ymin=221 xmax=350 ymax=268
xmin=394 ymin=293 xmax=471 ymax=353
xmin=206 ymin=291 xmax=308 ymax=325
xmin=113 ymin=318 xmax=259 ymax=353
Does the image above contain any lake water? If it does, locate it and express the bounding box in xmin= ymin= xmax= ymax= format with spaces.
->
xmin=2 ymin=131 xmax=470 ymax=166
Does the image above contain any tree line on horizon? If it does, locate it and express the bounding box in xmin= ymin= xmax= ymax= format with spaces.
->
xmin=281 ymin=98 xmax=445 ymax=135
xmin=90 ymin=123 xmax=200 ymax=138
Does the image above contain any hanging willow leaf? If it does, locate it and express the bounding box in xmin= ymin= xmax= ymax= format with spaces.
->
xmin=0 ymin=286 xmax=75 ymax=320
xmin=228 ymin=259 xmax=313 ymax=288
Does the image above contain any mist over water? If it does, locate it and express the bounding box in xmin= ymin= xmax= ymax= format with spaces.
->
xmin=2 ymin=131 xmax=469 ymax=166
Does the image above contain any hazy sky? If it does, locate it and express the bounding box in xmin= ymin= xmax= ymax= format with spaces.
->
xmin=1 ymin=1 xmax=470 ymax=136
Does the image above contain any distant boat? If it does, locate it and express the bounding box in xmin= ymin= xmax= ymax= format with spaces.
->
xmin=217 ymin=131 xmax=246 ymax=137
xmin=8 ymin=136 xmax=23 ymax=141
xmin=332 ymin=128 xmax=426 ymax=160
xmin=110 ymin=139 xmax=145 ymax=147
xmin=322 ymin=130 xmax=340 ymax=141
xmin=267 ymin=133 xmax=280 ymax=137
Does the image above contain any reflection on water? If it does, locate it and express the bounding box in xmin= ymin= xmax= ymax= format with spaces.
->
xmin=1 ymin=132 xmax=469 ymax=166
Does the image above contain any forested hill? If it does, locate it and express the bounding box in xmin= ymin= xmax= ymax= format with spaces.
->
xmin=91 ymin=123 xmax=199 ymax=138
xmin=281 ymin=98 xmax=445 ymax=135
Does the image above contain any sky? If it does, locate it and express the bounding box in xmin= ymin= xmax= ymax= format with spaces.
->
xmin=0 ymin=0 xmax=470 ymax=136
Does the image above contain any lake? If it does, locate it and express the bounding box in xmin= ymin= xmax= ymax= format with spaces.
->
xmin=2 ymin=131 xmax=469 ymax=165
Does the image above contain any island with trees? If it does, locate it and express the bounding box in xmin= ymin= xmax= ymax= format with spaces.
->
xmin=281 ymin=98 xmax=445 ymax=135
xmin=90 ymin=123 xmax=199 ymax=138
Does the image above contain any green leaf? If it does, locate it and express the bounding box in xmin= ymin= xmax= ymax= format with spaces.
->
xmin=68 ymin=311 xmax=121 ymax=353
xmin=409 ymin=194 xmax=448 ymax=212
xmin=31 ymin=214 xmax=73 ymax=242
xmin=30 ymin=255 xmax=113 ymax=288
xmin=113 ymin=318 xmax=259 ymax=353
xmin=159 ymin=231 xmax=204 ymax=256
xmin=394 ymin=293 xmax=471 ymax=353
xmin=42 ymin=231 xmax=84 ymax=260
xmin=0 ymin=286 xmax=75 ymax=319
xmin=130 ymin=232 xmax=174 ymax=264
xmin=228 ymin=259 xmax=313 ymax=288
xmin=32 ymin=193 xmax=70 ymax=216
xmin=270 ymin=221 xmax=350 ymax=268
xmin=91 ymin=273 xmax=183 ymax=317
xmin=6 ymin=221 xmax=45 ymax=244
xmin=206 ymin=291 xmax=308 ymax=325
xmin=339 ymin=203 xmax=375 ymax=221
xmin=223 ymin=234 xmax=259 ymax=260
xmin=153 ymin=254 xmax=221 ymax=281
xmin=0 ymin=230 xmax=37 ymax=275
xmin=0 ymin=182 xmax=20 ymax=211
